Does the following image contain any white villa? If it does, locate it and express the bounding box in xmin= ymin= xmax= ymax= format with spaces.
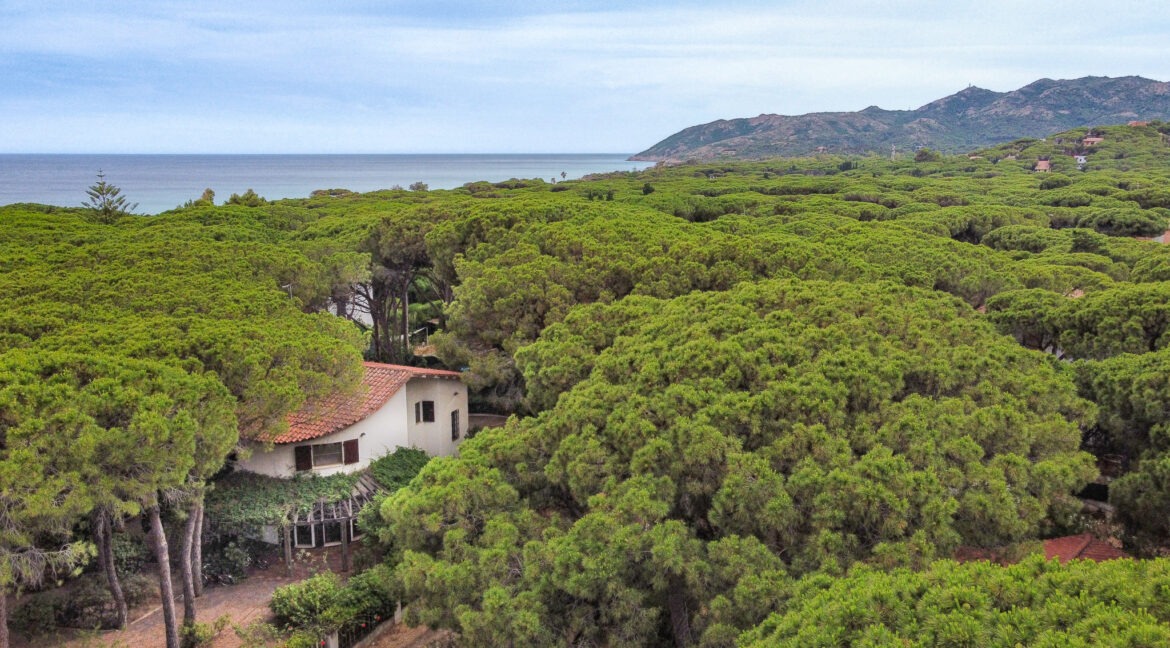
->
xmin=236 ymin=361 xmax=468 ymax=478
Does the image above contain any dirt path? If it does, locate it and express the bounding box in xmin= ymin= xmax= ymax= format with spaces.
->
xmin=9 ymin=545 xmax=447 ymax=648
xmin=363 ymin=625 xmax=451 ymax=648
xmin=13 ymin=547 xmax=372 ymax=648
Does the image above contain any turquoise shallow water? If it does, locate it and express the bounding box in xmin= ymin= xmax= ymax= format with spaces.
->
xmin=0 ymin=153 xmax=649 ymax=215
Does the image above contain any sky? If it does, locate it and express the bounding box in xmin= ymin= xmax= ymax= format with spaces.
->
xmin=1 ymin=0 xmax=1167 ymax=154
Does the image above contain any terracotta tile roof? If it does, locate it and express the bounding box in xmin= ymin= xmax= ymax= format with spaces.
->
xmin=1044 ymin=533 xmax=1129 ymax=563
xmin=265 ymin=362 xmax=461 ymax=444
xmin=956 ymin=533 xmax=1129 ymax=566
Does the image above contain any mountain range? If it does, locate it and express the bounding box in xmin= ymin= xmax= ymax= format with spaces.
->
xmin=632 ymin=76 xmax=1170 ymax=161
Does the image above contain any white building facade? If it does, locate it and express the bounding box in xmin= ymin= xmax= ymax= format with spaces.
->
xmin=235 ymin=362 xmax=468 ymax=478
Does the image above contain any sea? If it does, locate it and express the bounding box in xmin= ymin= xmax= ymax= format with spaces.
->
xmin=0 ymin=154 xmax=651 ymax=215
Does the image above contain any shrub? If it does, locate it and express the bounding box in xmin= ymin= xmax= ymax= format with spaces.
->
xmin=10 ymin=592 xmax=61 ymax=639
xmin=120 ymin=572 xmax=157 ymax=607
xmin=62 ymin=573 xmax=123 ymax=628
xmin=332 ymin=564 xmax=396 ymax=620
xmin=1043 ymin=191 xmax=1093 ymax=207
xmin=15 ymin=572 xmax=156 ymax=631
xmin=285 ymin=632 xmax=327 ymax=648
xmin=226 ymin=189 xmax=266 ymax=207
xmin=1039 ymin=174 xmax=1072 ymax=190
xmin=232 ymin=621 xmax=289 ymax=648
xmin=270 ymin=572 xmax=344 ymax=630
xmin=203 ymin=539 xmax=254 ymax=584
xmin=110 ymin=532 xmax=150 ymax=574
xmin=368 ymin=447 xmax=430 ymax=492
xmin=182 ymin=614 xmax=232 ymax=647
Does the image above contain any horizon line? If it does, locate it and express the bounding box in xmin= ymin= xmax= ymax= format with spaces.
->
xmin=0 ymin=151 xmax=639 ymax=156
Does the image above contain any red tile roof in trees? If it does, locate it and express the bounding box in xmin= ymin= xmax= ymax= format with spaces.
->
xmin=264 ymin=362 xmax=461 ymax=444
xmin=1043 ymin=533 xmax=1129 ymax=563
xmin=955 ymin=533 xmax=1129 ymax=565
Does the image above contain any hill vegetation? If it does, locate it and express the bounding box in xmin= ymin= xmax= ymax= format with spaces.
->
xmin=634 ymin=75 xmax=1170 ymax=161
xmin=6 ymin=121 xmax=1170 ymax=645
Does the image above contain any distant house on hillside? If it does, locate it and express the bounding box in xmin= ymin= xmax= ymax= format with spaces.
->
xmin=1083 ymin=136 xmax=1104 ymax=147
xmin=1034 ymin=160 xmax=1051 ymax=172
xmin=235 ymin=362 xmax=467 ymax=478
xmin=1128 ymin=121 xmax=1150 ymax=127
xmin=1135 ymin=229 xmax=1170 ymax=244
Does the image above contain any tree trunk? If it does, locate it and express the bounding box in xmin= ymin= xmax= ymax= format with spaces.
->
xmin=370 ymin=280 xmax=389 ymax=361
xmin=0 ymin=583 xmax=8 ymax=648
xmin=179 ymin=499 xmax=199 ymax=639
xmin=402 ymin=282 xmax=410 ymax=361
xmin=94 ymin=509 xmax=128 ymax=628
xmin=192 ymin=502 xmax=204 ymax=598
xmin=283 ymin=524 xmax=294 ymax=576
xmin=148 ymin=504 xmax=181 ymax=648
xmin=666 ymin=575 xmax=693 ymax=647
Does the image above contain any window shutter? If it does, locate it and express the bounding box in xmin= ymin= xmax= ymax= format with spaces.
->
xmin=343 ymin=439 xmax=359 ymax=465
xmin=294 ymin=445 xmax=313 ymax=471
xmin=415 ymin=401 xmax=421 ymax=423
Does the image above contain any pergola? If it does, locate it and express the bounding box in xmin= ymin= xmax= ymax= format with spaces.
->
xmin=281 ymin=473 xmax=383 ymax=573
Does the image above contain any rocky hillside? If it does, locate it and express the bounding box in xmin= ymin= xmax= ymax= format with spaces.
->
xmin=633 ymin=76 xmax=1170 ymax=161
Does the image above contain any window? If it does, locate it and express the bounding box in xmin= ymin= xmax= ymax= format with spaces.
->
xmin=322 ymin=521 xmax=343 ymax=545
xmin=312 ymin=442 xmax=343 ymax=467
xmin=295 ymin=521 xmax=356 ymax=548
xmin=294 ymin=524 xmax=314 ymax=548
xmin=416 ymin=400 xmax=435 ymax=423
xmin=294 ymin=439 xmax=359 ymax=472
xmin=451 ymin=409 xmax=460 ymax=441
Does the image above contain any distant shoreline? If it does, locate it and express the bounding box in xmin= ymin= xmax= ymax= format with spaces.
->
xmin=0 ymin=153 xmax=651 ymax=214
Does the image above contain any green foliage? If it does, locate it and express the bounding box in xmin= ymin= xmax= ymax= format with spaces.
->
xmin=226 ymin=188 xmax=267 ymax=207
xmin=232 ymin=621 xmax=289 ymax=648
xmin=368 ymin=447 xmax=431 ymax=492
xmin=181 ymin=614 xmax=231 ymax=647
xmin=914 ymin=148 xmax=941 ymax=162
xmin=1039 ymin=174 xmax=1073 ymax=190
xmin=271 ymin=572 xmax=345 ymax=630
xmin=109 ymin=532 xmax=150 ymax=575
xmin=9 ymin=592 xmax=57 ymax=639
xmin=740 ymin=555 xmax=1170 ymax=647
xmin=205 ymin=471 xmax=360 ymax=533
xmin=379 ymin=279 xmax=1096 ymax=643
xmin=13 ymin=121 xmax=1170 ymax=645
xmin=11 ymin=572 xmax=155 ymax=632
xmin=268 ymin=567 xmax=393 ymax=637
xmin=202 ymin=539 xmax=256 ymax=583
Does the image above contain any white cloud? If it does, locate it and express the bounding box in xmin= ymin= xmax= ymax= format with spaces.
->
xmin=1 ymin=0 xmax=1167 ymax=152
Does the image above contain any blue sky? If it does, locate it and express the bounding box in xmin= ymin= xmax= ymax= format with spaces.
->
xmin=1 ymin=0 xmax=1167 ymax=153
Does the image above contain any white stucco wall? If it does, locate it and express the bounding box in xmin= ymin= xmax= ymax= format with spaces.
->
xmin=405 ymin=377 xmax=468 ymax=457
xmin=236 ymin=442 xmax=295 ymax=478
xmin=237 ymin=389 xmax=411 ymax=478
